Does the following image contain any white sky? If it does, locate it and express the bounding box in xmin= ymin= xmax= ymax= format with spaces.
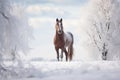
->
xmin=14 ymin=0 xmax=93 ymax=61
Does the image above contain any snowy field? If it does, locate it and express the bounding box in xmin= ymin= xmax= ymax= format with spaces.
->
xmin=10 ymin=61 xmax=120 ymax=80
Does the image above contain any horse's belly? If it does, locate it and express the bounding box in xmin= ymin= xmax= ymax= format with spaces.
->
xmin=64 ymin=32 xmax=73 ymax=47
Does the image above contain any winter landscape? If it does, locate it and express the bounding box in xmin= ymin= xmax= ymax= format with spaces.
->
xmin=0 ymin=0 xmax=120 ymax=80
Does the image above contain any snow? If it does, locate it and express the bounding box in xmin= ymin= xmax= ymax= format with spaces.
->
xmin=1 ymin=0 xmax=120 ymax=80
xmin=10 ymin=61 xmax=120 ymax=80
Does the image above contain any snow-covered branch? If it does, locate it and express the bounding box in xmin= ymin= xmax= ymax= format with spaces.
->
xmin=0 ymin=0 xmax=32 ymax=79
xmin=80 ymin=0 xmax=120 ymax=60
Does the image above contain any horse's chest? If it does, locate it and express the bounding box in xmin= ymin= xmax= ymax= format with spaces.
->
xmin=54 ymin=37 xmax=65 ymax=48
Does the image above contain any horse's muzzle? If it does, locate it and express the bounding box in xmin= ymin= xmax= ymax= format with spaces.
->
xmin=58 ymin=31 xmax=62 ymax=34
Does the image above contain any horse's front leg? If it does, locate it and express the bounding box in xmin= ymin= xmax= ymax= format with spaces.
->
xmin=55 ymin=47 xmax=59 ymax=61
xmin=60 ymin=49 xmax=63 ymax=61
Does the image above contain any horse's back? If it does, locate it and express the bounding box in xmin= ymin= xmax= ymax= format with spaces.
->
xmin=64 ymin=32 xmax=73 ymax=47
xmin=67 ymin=32 xmax=73 ymax=43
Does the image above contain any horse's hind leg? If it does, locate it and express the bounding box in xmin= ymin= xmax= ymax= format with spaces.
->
xmin=63 ymin=48 xmax=68 ymax=61
xmin=55 ymin=48 xmax=59 ymax=61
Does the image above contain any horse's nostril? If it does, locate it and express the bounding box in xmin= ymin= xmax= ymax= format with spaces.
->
xmin=58 ymin=31 xmax=62 ymax=34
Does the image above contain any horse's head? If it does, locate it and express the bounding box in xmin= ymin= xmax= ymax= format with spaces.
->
xmin=55 ymin=18 xmax=63 ymax=35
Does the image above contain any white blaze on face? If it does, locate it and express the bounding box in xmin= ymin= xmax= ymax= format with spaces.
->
xmin=58 ymin=22 xmax=62 ymax=31
xmin=58 ymin=22 xmax=62 ymax=34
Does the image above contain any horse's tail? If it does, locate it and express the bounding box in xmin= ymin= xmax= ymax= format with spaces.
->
xmin=69 ymin=44 xmax=74 ymax=61
xmin=68 ymin=32 xmax=74 ymax=61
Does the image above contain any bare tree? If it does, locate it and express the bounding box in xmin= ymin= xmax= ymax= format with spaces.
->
xmin=80 ymin=0 xmax=120 ymax=60
xmin=0 ymin=0 xmax=32 ymax=78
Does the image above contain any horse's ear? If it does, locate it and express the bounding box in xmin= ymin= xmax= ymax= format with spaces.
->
xmin=56 ymin=18 xmax=59 ymax=22
xmin=60 ymin=18 xmax=62 ymax=22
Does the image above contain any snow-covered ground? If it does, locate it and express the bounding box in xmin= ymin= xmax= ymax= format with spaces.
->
xmin=11 ymin=61 xmax=120 ymax=80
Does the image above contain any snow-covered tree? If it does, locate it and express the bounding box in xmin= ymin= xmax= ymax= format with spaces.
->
xmin=0 ymin=0 xmax=32 ymax=78
xmin=80 ymin=0 xmax=120 ymax=60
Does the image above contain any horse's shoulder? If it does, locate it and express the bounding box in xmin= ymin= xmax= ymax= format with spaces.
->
xmin=64 ymin=32 xmax=73 ymax=40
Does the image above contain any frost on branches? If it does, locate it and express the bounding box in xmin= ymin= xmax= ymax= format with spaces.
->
xmin=80 ymin=0 xmax=120 ymax=60
xmin=0 ymin=0 xmax=32 ymax=78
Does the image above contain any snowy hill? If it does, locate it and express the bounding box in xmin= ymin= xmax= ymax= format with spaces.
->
xmin=12 ymin=61 xmax=120 ymax=80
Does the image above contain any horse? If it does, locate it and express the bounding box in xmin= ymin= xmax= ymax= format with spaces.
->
xmin=54 ymin=18 xmax=74 ymax=61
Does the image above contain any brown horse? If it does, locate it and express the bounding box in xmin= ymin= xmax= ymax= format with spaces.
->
xmin=54 ymin=18 xmax=74 ymax=61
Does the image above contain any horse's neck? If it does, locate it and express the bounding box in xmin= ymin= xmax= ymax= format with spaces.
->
xmin=55 ymin=31 xmax=64 ymax=40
